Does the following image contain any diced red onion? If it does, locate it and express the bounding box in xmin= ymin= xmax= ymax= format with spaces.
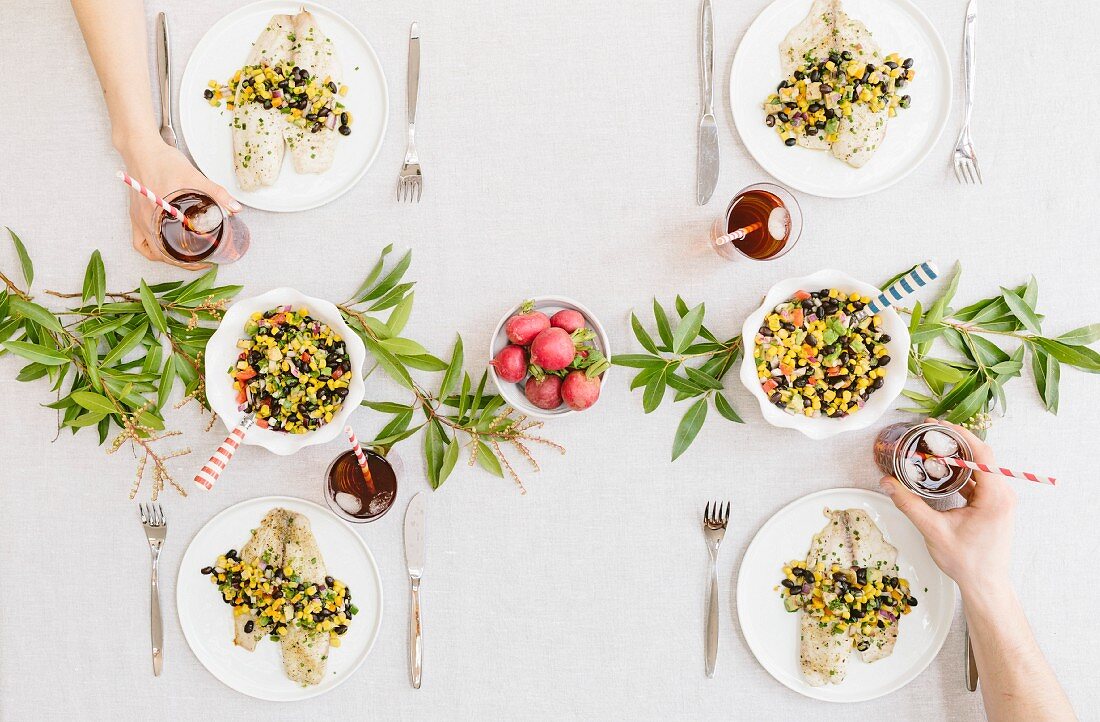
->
xmin=879 ymin=609 xmax=898 ymax=623
xmin=800 ymin=583 xmax=812 ymax=595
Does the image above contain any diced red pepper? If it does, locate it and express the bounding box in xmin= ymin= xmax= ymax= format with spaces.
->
xmin=779 ymin=362 xmax=794 ymax=376
xmin=791 ymin=308 xmax=804 ymax=326
xmin=762 ymin=378 xmax=778 ymax=393
xmin=332 ymin=368 xmax=343 ymax=380
xmin=235 ymin=386 xmax=247 ymax=404
xmin=301 ymin=352 xmax=311 ymax=363
xmin=255 ymin=418 xmax=269 ymax=429
xmin=269 ymin=313 xmax=286 ymax=326
xmin=235 ymin=367 xmax=257 ymax=381
xmin=793 ymin=290 xmax=811 ymax=301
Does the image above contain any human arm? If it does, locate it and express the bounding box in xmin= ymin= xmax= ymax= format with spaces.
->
xmin=879 ymin=420 xmax=1074 ymax=721
xmin=71 ymin=0 xmax=238 ymax=261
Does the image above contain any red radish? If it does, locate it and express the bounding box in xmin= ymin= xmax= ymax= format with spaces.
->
xmin=524 ymin=375 xmax=563 ymax=410
xmin=561 ymin=371 xmax=601 ymax=411
xmin=504 ymin=306 xmax=550 ymax=345
xmin=550 ymin=309 xmax=586 ymax=333
xmin=528 ymin=328 xmax=575 ymax=371
xmin=490 ymin=345 xmax=528 ymax=383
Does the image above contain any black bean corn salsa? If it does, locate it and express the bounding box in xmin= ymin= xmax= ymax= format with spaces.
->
xmin=201 ymin=550 xmax=357 ymax=645
xmin=753 ymin=289 xmax=891 ymax=418
xmin=763 ymin=51 xmax=915 ymax=146
xmin=232 ymin=307 xmax=352 ymax=433
xmin=778 ymin=560 xmax=916 ymax=646
xmin=205 ymin=62 xmax=353 ymax=136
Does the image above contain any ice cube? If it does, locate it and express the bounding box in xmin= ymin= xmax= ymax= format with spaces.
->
xmin=922 ymin=457 xmax=951 ymax=481
xmin=367 ymin=490 xmax=394 ymax=516
xmin=184 ymin=199 xmax=223 ymax=234
xmin=902 ymin=459 xmax=926 ymax=485
xmin=767 ymin=207 xmax=791 ymax=240
xmin=921 ymin=429 xmax=959 ymax=457
xmin=334 ymin=491 xmax=363 ymax=515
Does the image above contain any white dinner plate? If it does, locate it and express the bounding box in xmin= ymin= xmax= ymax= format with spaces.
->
xmin=177 ymin=496 xmax=383 ymax=701
xmin=736 ymin=488 xmax=955 ymax=703
xmin=730 ymin=0 xmax=951 ymax=198
xmin=179 ymin=1 xmax=388 ymax=212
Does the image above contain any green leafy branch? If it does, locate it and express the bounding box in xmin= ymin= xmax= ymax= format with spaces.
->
xmin=0 ymin=228 xmax=241 ymax=499
xmin=891 ymin=262 xmax=1100 ymax=429
xmin=337 ymin=246 xmax=564 ymax=494
xmin=611 ymin=296 xmax=744 ymax=460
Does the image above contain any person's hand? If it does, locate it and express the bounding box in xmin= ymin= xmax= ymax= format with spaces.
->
xmin=116 ymin=133 xmax=240 ymax=262
xmin=879 ymin=419 xmax=1016 ymax=591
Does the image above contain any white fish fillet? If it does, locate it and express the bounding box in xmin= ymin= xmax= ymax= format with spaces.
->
xmin=232 ymin=14 xmax=295 ymax=191
xmin=280 ymin=512 xmax=330 ymax=686
xmin=777 ymin=0 xmax=888 ymax=167
xmin=283 ymin=11 xmax=341 ymax=175
xmin=233 ymin=509 xmax=290 ymax=651
xmin=799 ymin=508 xmax=902 ymax=685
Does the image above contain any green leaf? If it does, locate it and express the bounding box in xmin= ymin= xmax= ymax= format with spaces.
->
xmin=16 ymin=362 xmax=48 ymax=382
xmin=438 ymin=438 xmax=460 ymax=486
xmin=713 ymin=393 xmax=743 ymax=423
xmin=684 ymin=366 xmax=724 ymax=390
xmin=2 ymin=339 xmax=69 ymax=366
xmin=671 ymin=397 xmax=708 ymax=461
xmin=81 ymin=335 xmax=102 ymax=391
xmin=81 ymin=250 xmax=106 ymax=306
xmin=361 ymin=250 xmax=412 ymax=302
xmin=136 ymin=410 xmax=165 ymax=430
xmin=377 ymin=410 xmax=414 ymax=441
xmin=1031 ymin=347 xmax=1059 ymax=413
xmin=362 ymin=400 xmax=414 ymax=413
xmin=631 ymin=313 xmax=659 ymax=354
xmin=630 ymin=366 xmax=660 ymax=390
xmin=138 ymin=280 xmax=168 ymax=335
xmin=476 ymin=441 xmax=503 ymax=477
xmin=70 ymin=390 xmax=116 ymax=415
xmin=363 ymin=337 xmax=414 ymax=389
xmin=910 ymin=323 xmax=945 ymax=344
xmin=9 ymin=298 xmax=62 ymax=333
xmin=386 ymin=292 xmax=414 ymax=336
xmin=937 ymin=261 xmax=962 ymax=310
xmin=351 ymin=244 xmax=393 ymax=300
xmin=674 ymin=296 xmax=690 ymax=317
xmin=440 ymin=336 xmax=463 ymax=398
xmin=642 ymin=368 xmax=667 ymax=413
xmin=967 ymin=334 xmax=1010 ymax=367
xmin=7 ymin=227 xmax=33 ymax=287
xmin=1031 ymin=337 xmax=1100 ymax=373
xmin=101 ymin=322 xmax=148 ymax=367
xmin=672 ymin=303 xmax=705 ymax=353
xmin=928 ymin=373 xmax=980 ymax=417
xmin=398 ymin=353 xmax=448 ymax=372
xmin=378 ymin=337 xmax=429 ymax=357
xmin=366 ymin=282 xmax=415 ymax=312
xmin=945 ymin=381 xmax=990 ymax=424
xmin=666 ymin=373 xmax=706 ymax=395
xmin=156 ymin=359 xmax=176 ymax=411
xmin=1056 ymin=324 xmax=1100 ymax=346
xmin=653 ymin=299 xmax=673 ymax=348
xmin=78 ymin=313 xmax=133 ymax=338
xmin=611 ymin=354 xmax=664 ymax=369
xmin=66 ymin=411 xmax=106 ymax=428
xmin=424 ymin=422 xmax=444 ymax=489
xmin=1000 ymin=287 xmax=1041 ymax=333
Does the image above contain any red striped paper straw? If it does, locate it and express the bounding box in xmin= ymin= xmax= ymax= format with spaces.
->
xmin=194 ymin=416 xmax=255 ymax=490
xmin=344 ymin=426 xmax=376 ymax=493
xmin=116 ymin=170 xmax=191 ymax=228
xmin=915 ymin=453 xmax=1056 ymax=486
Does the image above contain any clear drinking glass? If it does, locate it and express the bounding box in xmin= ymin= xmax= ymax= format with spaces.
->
xmin=710 ymin=182 xmax=803 ymax=262
xmin=873 ymin=422 xmax=974 ymax=499
xmin=323 ymin=449 xmax=399 ymax=523
xmin=150 ymin=188 xmax=250 ymax=270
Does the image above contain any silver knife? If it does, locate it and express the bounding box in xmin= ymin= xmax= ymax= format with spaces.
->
xmin=404 ymin=491 xmax=427 ymax=689
xmin=156 ymin=12 xmax=178 ymax=147
xmin=696 ymin=0 xmax=719 ymax=205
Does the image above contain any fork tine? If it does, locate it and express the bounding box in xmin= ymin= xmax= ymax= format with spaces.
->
xmin=953 ymin=159 xmax=963 ymax=184
xmin=415 ymin=178 xmax=423 ymax=203
xmin=971 ymin=159 xmax=983 ymax=184
xmin=964 ymin=161 xmax=977 ymax=185
xmin=723 ymin=501 xmax=730 ymax=524
xmin=704 ymin=500 xmax=712 ymax=524
xmin=155 ymin=504 xmax=164 ymax=526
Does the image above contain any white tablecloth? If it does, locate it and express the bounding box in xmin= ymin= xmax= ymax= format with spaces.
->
xmin=0 ymin=1 xmax=1095 ymax=719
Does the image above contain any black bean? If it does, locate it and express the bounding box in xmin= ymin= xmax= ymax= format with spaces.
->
xmin=820 ymin=84 xmax=833 ymax=93
xmin=335 ymin=624 xmax=348 ymax=635
xmin=760 ymin=327 xmax=774 ymax=337
xmin=782 ymin=578 xmax=801 ymax=589
xmin=896 ymin=78 xmax=907 ymax=88
xmin=808 ymin=102 xmax=822 ymax=113
xmin=809 ymin=70 xmax=821 ymax=82
xmin=203 ymin=89 xmax=214 ymax=100
xmin=883 ymin=596 xmax=897 ymax=607
xmin=815 ymin=120 xmax=826 ymax=130
xmin=794 ymin=70 xmax=805 ymax=80
xmin=856 ymin=640 xmax=870 ymax=652
xmin=318 ymin=107 xmax=330 ymax=118
xmin=865 ymin=63 xmax=876 ymax=74
xmin=227 ymin=549 xmax=238 ymax=559
xmin=305 ymin=113 xmax=317 ymax=121
xmin=900 ymin=95 xmax=911 ymax=109
xmin=262 ymin=99 xmax=273 ymax=110
xmin=340 ymin=111 xmax=349 ymax=126
xmin=804 ymin=127 xmax=817 ymax=136
xmin=327 ymin=81 xmax=338 ymax=93
xmin=841 ymin=50 xmax=853 ymax=61
xmin=879 ymin=355 xmax=891 ymax=366
xmin=907 ymin=597 xmax=918 ymax=607
xmin=244 ymin=620 xmax=255 ymax=633
xmin=784 ymin=138 xmax=797 ymax=147
xmin=872 ymin=377 xmax=884 ymax=390
xmin=200 ymin=566 xmax=213 ymax=575
xmin=885 ymin=61 xmax=898 ymax=69
xmin=777 ymin=80 xmax=789 ymax=90
xmin=903 ymin=57 xmax=914 ymax=69
xmin=832 ymin=572 xmax=848 ymax=583
xmin=879 ymin=334 xmax=891 ymax=343
xmin=311 ymin=121 xmax=323 ymax=133
xmin=765 ymin=115 xmax=776 ymax=128
xmin=777 ymin=112 xmax=790 ymax=122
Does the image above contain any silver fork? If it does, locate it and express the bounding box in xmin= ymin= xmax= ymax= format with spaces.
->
xmin=139 ymin=503 xmax=167 ymax=677
xmin=703 ymin=500 xmax=730 ymax=678
xmin=952 ymin=0 xmax=981 ymax=184
xmin=398 ymin=22 xmax=423 ymax=203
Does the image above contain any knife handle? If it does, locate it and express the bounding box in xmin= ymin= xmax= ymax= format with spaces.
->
xmin=407 ymin=23 xmax=420 ymax=130
xmin=156 ymin=13 xmax=173 ymax=135
xmin=410 ymin=577 xmax=423 ymax=688
xmin=700 ymin=0 xmax=714 ymax=111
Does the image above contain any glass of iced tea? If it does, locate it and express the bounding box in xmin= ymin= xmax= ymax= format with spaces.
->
xmin=710 ymin=182 xmax=802 ymax=262
xmin=150 ymin=189 xmax=250 ymax=270
xmin=324 ymin=448 xmax=398 ymax=523
xmin=874 ymin=422 xmax=974 ymax=499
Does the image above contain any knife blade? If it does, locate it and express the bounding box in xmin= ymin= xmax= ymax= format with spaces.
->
xmin=156 ymin=12 xmax=177 ymax=147
xmin=696 ymin=0 xmax=719 ymax=205
xmin=404 ymin=491 xmax=427 ymax=689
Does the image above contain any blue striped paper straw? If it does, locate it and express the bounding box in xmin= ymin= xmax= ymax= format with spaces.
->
xmin=859 ymin=261 xmax=939 ymax=319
